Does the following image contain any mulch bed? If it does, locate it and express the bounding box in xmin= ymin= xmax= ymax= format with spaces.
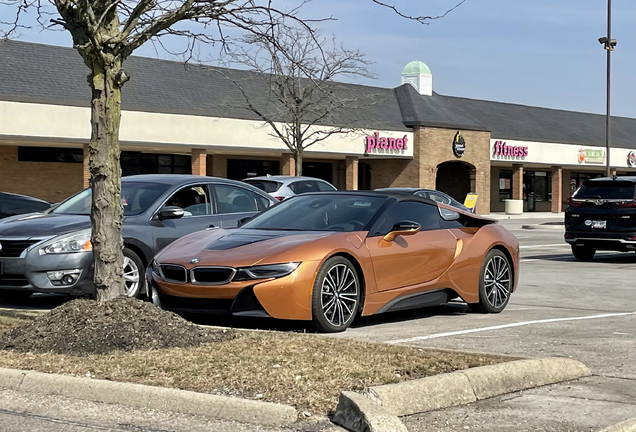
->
xmin=0 ymin=297 xmax=234 ymax=355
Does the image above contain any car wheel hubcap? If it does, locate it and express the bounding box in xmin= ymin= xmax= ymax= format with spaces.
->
xmin=123 ymin=257 xmax=140 ymax=298
xmin=484 ymin=255 xmax=510 ymax=308
xmin=321 ymin=264 xmax=357 ymax=327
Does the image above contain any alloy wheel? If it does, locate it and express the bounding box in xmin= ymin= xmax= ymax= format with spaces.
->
xmin=483 ymin=255 xmax=511 ymax=308
xmin=123 ymin=256 xmax=140 ymax=297
xmin=320 ymin=263 xmax=358 ymax=327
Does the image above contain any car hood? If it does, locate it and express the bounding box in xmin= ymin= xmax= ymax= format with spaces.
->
xmin=0 ymin=213 xmax=91 ymax=237
xmin=155 ymin=228 xmax=339 ymax=267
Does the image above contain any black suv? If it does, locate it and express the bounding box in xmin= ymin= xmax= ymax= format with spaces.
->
xmin=565 ymin=176 xmax=636 ymax=260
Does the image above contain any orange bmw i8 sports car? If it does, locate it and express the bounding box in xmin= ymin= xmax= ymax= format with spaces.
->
xmin=148 ymin=192 xmax=519 ymax=332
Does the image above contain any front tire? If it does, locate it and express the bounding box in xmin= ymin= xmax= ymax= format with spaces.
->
xmin=469 ymin=249 xmax=512 ymax=314
xmin=571 ymin=245 xmax=595 ymax=261
xmin=123 ymin=248 xmax=145 ymax=298
xmin=311 ymin=257 xmax=361 ymax=333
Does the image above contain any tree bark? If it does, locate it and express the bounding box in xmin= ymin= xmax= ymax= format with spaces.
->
xmin=294 ymin=150 xmax=303 ymax=176
xmin=88 ymin=62 xmax=125 ymax=302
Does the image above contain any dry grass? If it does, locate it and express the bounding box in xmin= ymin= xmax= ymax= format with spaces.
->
xmin=0 ymin=324 xmax=510 ymax=415
xmin=0 ymin=313 xmax=35 ymax=333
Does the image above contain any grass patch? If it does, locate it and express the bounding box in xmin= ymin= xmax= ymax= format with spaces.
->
xmin=0 ymin=313 xmax=35 ymax=333
xmin=0 ymin=327 xmax=510 ymax=415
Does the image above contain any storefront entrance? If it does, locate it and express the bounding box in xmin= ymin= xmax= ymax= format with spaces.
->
xmin=523 ymin=170 xmax=551 ymax=212
xmin=436 ymin=161 xmax=472 ymax=203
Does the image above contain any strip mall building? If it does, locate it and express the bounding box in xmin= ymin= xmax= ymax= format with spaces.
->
xmin=1 ymin=41 xmax=636 ymax=214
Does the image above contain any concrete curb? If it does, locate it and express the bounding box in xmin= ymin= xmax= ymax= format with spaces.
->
xmin=521 ymin=224 xmax=564 ymax=230
xmin=0 ymin=367 xmax=297 ymax=426
xmin=333 ymin=391 xmax=407 ymax=432
xmin=598 ymin=418 xmax=636 ymax=432
xmin=366 ymin=357 xmax=590 ymax=417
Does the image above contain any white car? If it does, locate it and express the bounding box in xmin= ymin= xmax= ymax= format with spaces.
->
xmin=243 ymin=175 xmax=337 ymax=201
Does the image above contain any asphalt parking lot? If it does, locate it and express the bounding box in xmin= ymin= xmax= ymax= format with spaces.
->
xmin=338 ymin=216 xmax=636 ymax=382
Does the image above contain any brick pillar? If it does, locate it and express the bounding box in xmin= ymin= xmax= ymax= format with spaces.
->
xmin=512 ymin=164 xmax=524 ymax=200
xmin=345 ymin=156 xmax=359 ymax=190
xmin=82 ymin=143 xmax=90 ymax=188
xmin=191 ymin=149 xmax=207 ymax=176
xmin=281 ymin=153 xmax=296 ymax=176
xmin=551 ymin=166 xmax=563 ymax=213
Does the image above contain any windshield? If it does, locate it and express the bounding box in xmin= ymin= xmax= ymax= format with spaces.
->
xmin=242 ymin=194 xmax=386 ymax=232
xmin=573 ymin=181 xmax=636 ymax=200
xmin=52 ymin=182 xmax=170 ymax=216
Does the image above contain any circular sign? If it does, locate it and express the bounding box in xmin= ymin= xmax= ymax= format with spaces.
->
xmin=628 ymin=151 xmax=636 ymax=167
xmin=453 ymin=131 xmax=466 ymax=158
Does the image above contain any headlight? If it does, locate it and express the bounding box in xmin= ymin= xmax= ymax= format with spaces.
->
xmin=233 ymin=262 xmax=300 ymax=281
xmin=39 ymin=230 xmax=92 ymax=255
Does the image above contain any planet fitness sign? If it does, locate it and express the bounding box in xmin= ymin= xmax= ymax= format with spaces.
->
xmin=492 ymin=140 xmax=528 ymax=158
xmin=365 ymin=132 xmax=408 ymax=154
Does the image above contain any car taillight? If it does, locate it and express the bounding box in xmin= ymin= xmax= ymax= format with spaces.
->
xmin=564 ymin=233 xmax=574 ymax=239
xmin=617 ymin=201 xmax=636 ymax=208
xmin=274 ymin=196 xmax=285 ymax=201
xmin=567 ymin=197 xmax=583 ymax=207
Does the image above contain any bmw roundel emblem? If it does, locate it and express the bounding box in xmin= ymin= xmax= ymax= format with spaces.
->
xmin=584 ymin=220 xmax=592 ymax=226
xmin=189 ymin=258 xmax=200 ymax=264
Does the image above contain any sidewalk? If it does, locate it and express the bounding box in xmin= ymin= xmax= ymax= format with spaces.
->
xmin=403 ymin=375 xmax=636 ymax=432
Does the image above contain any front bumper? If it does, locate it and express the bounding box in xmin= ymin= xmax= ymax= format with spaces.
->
xmin=148 ymin=260 xmax=320 ymax=321
xmin=0 ymin=241 xmax=94 ymax=295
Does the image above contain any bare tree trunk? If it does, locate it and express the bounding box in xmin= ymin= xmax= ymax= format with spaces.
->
xmin=295 ymin=150 xmax=303 ymax=176
xmin=88 ymin=62 xmax=125 ymax=302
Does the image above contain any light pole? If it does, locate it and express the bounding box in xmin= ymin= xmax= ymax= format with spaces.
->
xmin=598 ymin=0 xmax=617 ymax=178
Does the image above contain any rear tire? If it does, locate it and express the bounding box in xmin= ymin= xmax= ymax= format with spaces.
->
xmin=571 ymin=245 xmax=595 ymax=261
xmin=469 ymin=249 xmax=512 ymax=314
xmin=311 ymin=257 xmax=360 ymax=333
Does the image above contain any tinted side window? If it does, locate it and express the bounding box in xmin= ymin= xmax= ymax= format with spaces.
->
xmin=427 ymin=191 xmax=451 ymax=205
xmin=289 ymin=181 xmax=319 ymax=194
xmin=317 ymin=181 xmax=336 ymax=191
xmin=244 ymin=180 xmax=282 ymax=193
xmin=164 ymin=185 xmax=211 ymax=217
xmin=372 ymin=201 xmax=440 ymax=235
xmin=0 ymin=196 xmax=49 ymax=218
xmin=214 ymin=185 xmax=259 ymax=214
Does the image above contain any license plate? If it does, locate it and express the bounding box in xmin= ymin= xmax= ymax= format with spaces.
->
xmin=592 ymin=220 xmax=607 ymax=229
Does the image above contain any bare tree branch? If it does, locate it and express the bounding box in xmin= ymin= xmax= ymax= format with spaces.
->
xmin=371 ymin=0 xmax=466 ymax=24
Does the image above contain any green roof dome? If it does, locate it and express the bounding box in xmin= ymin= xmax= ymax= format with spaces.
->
xmin=402 ymin=61 xmax=431 ymax=76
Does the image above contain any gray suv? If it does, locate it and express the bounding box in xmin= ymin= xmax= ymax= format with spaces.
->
xmin=0 ymin=175 xmax=276 ymax=301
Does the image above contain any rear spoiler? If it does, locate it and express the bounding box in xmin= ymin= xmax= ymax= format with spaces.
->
xmin=437 ymin=203 xmax=497 ymax=228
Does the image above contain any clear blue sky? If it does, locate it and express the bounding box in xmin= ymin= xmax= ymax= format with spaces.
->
xmin=7 ymin=0 xmax=636 ymax=117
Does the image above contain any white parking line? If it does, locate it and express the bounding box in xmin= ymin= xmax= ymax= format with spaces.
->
xmin=520 ymin=244 xmax=569 ymax=249
xmin=387 ymin=312 xmax=636 ymax=344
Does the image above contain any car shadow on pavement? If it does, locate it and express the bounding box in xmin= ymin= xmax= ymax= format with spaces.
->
xmin=0 ymin=294 xmax=71 ymax=311
xmin=523 ymin=252 xmax=636 ymax=263
xmin=180 ymin=302 xmax=472 ymax=333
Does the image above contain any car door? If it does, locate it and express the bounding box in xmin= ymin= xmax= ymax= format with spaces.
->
xmin=365 ymin=201 xmax=457 ymax=292
xmin=210 ymin=183 xmax=266 ymax=229
xmin=151 ymin=183 xmax=218 ymax=251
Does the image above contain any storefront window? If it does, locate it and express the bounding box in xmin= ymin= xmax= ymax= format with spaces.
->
xmin=498 ymin=170 xmax=512 ymax=202
xmin=523 ymin=171 xmax=551 ymax=211
xmin=121 ymin=152 xmax=191 ymax=176
xmin=227 ymin=159 xmax=280 ymax=180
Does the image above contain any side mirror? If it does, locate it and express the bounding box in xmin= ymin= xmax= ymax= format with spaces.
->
xmin=157 ymin=206 xmax=184 ymax=220
xmin=237 ymin=216 xmax=252 ymax=227
xmin=383 ymin=220 xmax=421 ymax=242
